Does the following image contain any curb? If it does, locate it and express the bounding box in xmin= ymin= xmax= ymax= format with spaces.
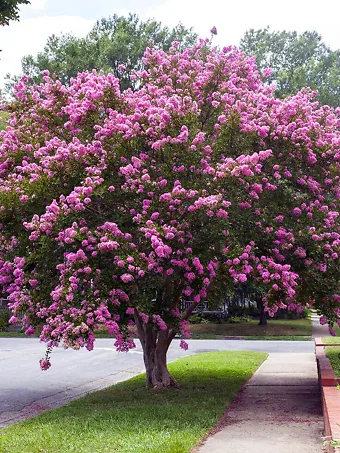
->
xmin=315 ymin=337 xmax=340 ymax=453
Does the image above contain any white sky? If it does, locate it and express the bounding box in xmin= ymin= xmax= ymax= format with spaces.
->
xmin=1 ymin=0 xmax=340 ymax=89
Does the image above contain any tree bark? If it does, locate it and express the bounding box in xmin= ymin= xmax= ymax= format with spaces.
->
xmin=134 ymin=313 xmax=179 ymax=389
xmin=257 ymin=298 xmax=267 ymax=326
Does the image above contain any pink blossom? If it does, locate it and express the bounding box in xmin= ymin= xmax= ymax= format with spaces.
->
xmin=320 ymin=316 xmax=327 ymax=325
xmin=39 ymin=358 xmax=51 ymax=371
xmin=262 ymin=68 xmax=273 ymax=78
xmin=25 ymin=326 xmax=35 ymax=336
xmin=120 ymin=273 xmax=134 ymax=283
xmin=329 ymin=326 xmax=337 ymax=336
xmin=180 ymin=340 xmax=189 ymax=350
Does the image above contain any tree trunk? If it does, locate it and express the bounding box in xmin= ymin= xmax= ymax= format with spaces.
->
xmin=134 ymin=314 xmax=179 ymax=389
xmin=257 ymin=299 xmax=267 ymax=326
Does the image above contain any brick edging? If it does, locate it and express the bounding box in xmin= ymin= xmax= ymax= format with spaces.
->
xmin=314 ymin=337 xmax=340 ymax=453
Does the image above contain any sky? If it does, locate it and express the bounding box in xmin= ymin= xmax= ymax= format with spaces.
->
xmin=1 ymin=0 xmax=340 ymax=89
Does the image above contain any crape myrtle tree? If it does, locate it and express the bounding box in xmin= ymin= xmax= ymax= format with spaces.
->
xmin=1 ymin=39 xmax=340 ymax=388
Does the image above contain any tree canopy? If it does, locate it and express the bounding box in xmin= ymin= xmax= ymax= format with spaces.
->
xmin=2 ymin=40 xmax=340 ymax=388
xmin=8 ymin=13 xmax=196 ymax=91
xmin=0 ymin=0 xmax=29 ymax=26
xmin=240 ymin=28 xmax=340 ymax=107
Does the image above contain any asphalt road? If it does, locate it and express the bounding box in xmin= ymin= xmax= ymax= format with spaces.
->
xmin=0 ymin=338 xmax=314 ymax=427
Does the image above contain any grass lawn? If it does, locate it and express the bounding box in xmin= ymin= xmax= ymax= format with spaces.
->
xmin=325 ymin=345 xmax=340 ymax=377
xmin=0 ymin=318 xmax=312 ymax=340
xmin=244 ymin=335 xmax=311 ymax=341
xmin=322 ymin=336 xmax=340 ymax=344
xmin=0 ymin=331 xmax=28 ymax=337
xmin=322 ymin=323 xmax=340 ymax=341
xmin=189 ymin=318 xmax=312 ymax=340
xmin=323 ymin=336 xmax=340 ymax=377
xmin=0 ymin=351 xmax=267 ymax=453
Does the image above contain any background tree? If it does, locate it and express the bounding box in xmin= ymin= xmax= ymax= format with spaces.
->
xmin=0 ymin=0 xmax=30 ymax=54
xmin=240 ymin=28 xmax=340 ymax=107
xmin=5 ymin=13 xmax=196 ymax=92
xmin=0 ymin=0 xmax=29 ymax=26
xmin=2 ymin=41 xmax=340 ymax=388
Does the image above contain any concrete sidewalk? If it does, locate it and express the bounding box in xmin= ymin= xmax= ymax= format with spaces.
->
xmin=197 ymin=314 xmax=327 ymax=452
xmin=196 ymin=352 xmax=323 ymax=453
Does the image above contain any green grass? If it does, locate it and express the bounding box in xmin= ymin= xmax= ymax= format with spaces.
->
xmin=0 ymin=318 xmax=312 ymax=340
xmin=322 ymin=328 xmax=340 ymax=376
xmin=317 ymin=321 xmax=340 ymax=377
xmin=325 ymin=346 xmax=340 ymax=377
xmin=0 ymin=331 xmax=27 ymax=337
xmin=324 ymin=334 xmax=340 ymax=377
xmin=0 ymin=111 xmax=9 ymax=130
xmin=322 ymin=323 xmax=340 ymax=342
xmin=0 ymin=351 xmax=267 ymax=453
xmin=322 ymin=336 xmax=340 ymax=344
xmin=0 ymin=331 xmax=312 ymax=341
xmin=188 ymin=333 xmax=311 ymax=341
xmin=189 ymin=318 xmax=312 ymax=339
xmin=245 ymin=335 xmax=312 ymax=341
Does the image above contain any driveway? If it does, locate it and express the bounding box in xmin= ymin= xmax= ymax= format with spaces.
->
xmin=0 ymin=338 xmax=314 ymax=427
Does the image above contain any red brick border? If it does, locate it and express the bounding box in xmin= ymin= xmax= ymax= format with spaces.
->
xmin=315 ymin=338 xmax=340 ymax=453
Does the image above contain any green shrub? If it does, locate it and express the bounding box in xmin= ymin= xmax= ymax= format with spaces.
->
xmin=0 ymin=111 xmax=9 ymax=130
xmin=0 ymin=309 xmax=10 ymax=331
xmin=200 ymin=312 xmax=228 ymax=323
xmin=189 ymin=314 xmax=210 ymax=324
xmin=273 ymin=308 xmax=309 ymax=319
xmin=189 ymin=314 xmax=203 ymax=324
xmin=227 ymin=315 xmax=251 ymax=324
xmin=227 ymin=305 xmax=259 ymax=318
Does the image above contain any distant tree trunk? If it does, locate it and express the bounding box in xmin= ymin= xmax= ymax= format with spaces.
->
xmin=257 ymin=297 xmax=267 ymax=326
xmin=134 ymin=313 xmax=179 ymax=389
